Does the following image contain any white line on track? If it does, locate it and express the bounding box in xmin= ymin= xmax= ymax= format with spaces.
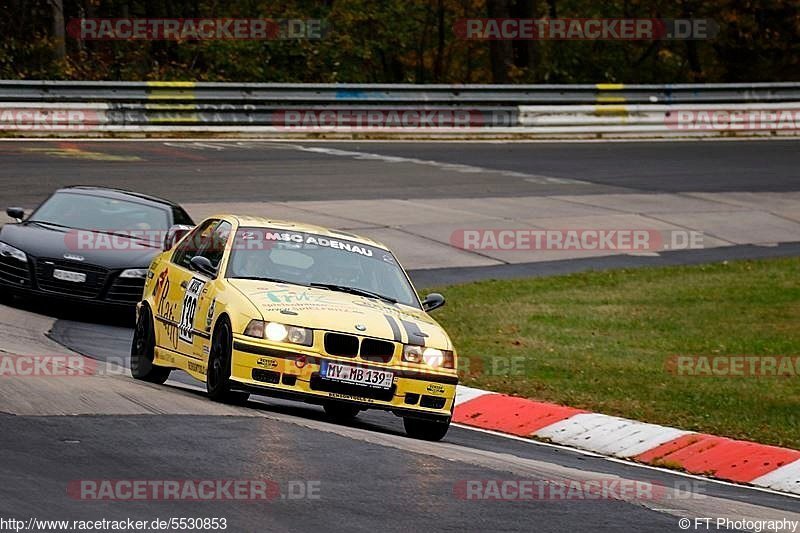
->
xmin=163 ymin=376 xmax=800 ymax=502
xmin=452 ymin=423 xmax=800 ymax=501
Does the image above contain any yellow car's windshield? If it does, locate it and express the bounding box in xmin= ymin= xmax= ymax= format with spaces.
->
xmin=226 ymin=227 xmax=420 ymax=308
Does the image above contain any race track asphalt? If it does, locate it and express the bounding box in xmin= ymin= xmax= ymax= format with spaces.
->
xmin=0 ymin=139 xmax=798 ymax=207
xmin=2 ymin=139 xmax=799 ymax=532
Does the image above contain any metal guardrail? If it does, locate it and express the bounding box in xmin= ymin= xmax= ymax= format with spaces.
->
xmin=1 ymin=80 xmax=800 ymax=103
xmin=0 ymin=80 xmax=798 ymax=137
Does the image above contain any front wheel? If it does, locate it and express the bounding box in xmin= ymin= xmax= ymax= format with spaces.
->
xmin=206 ymin=320 xmax=250 ymax=405
xmin=130 ymin=306 xmax=171 ymax=384
xmin=403 ymin=417 xmax=451 ymax=441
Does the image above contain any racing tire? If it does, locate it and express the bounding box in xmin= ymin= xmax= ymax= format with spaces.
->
xmin=323 ymin=401 xmax=361 ymax=422
xmin=130 ymin=306 xmax=171 ymax=384
xmin=206 ymin=319 xmax=250 ymax=405
xmin=403 ymin=416 xmax=451 ymax=441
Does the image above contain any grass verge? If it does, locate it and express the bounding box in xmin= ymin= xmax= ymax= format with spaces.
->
xmin=433 ymin=257 xmax=800 ymax=449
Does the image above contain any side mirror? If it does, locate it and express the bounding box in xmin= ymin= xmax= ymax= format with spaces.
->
xmin=163 ymin=224 xmax=194 ymax=251
xmin=422 ymin=292 xmax=445 ymax=312
xmin=6 ymin=207 xmax=24 ymax=222
xmin=189 ymin=255 xmax=216 ymax=277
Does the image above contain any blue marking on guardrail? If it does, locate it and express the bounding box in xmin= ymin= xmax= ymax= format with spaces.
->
xmin=336 ymin=90 xmax=387 ymax=100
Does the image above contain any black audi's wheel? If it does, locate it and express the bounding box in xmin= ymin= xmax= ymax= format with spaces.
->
xmin=130 ymin=306 xmax=171 ymax=384
xmin=323 ymin=401 xmax=361 ymax=422
xmin=403 ymin=417 xmax=451 ymax=441
xmin=206 ymin=319 xmax=249 ymax=404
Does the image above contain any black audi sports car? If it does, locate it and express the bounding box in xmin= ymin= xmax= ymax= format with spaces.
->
xmin=0 ymin=186 xmax=194 ymax=308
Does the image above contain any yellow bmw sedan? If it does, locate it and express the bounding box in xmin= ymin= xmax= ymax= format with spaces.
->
xmin=131 ymin=215 xmax=458 ymax=440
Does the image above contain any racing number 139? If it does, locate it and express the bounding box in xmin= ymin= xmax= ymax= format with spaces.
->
xmin=178 ymin=278 xmax=205 ymax=343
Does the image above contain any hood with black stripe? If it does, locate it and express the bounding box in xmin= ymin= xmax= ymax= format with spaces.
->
xmin=229 ymin=279 xmax=453 ymax=350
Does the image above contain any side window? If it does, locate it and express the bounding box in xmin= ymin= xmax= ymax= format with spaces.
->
xmin=197 ymin=221 xmax=232 ymax=271
xmin=172 ymin=219 xmax=217 ymax=269
xmin=172 ymin=206 xmax=194 ymax=226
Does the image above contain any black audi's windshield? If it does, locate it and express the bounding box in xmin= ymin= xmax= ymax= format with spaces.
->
xmin=29 ymin=192 xmax=170 ymax=232
xmin=227 ymin=227 xmax=420 ymax=308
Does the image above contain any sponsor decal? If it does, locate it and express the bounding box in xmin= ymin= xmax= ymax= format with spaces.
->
xmin=187 ymin=361 xmax=206 ymax=374
xmin=156 ymin=274 xmax=179 ymax=349
xmin=205 ymin=298 xmax=216 ymax=329
xmin=262 ymin=231 xmax=373 ymax=257
xmin=328 ymin=392 xmax=375 ymax=404
xmin=178 ymin=278 xmax=205 ymax=343
xmin=257 ymin=358 xmax=278 ymax=368
xmin=426 ymin=383 xmax=446 ymax=394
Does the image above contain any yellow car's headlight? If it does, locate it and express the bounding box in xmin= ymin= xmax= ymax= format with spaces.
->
xmin=402 ymin=345 xmax=454 ymax=369
xmin=244 ymin=320 xmax=313 ymax=347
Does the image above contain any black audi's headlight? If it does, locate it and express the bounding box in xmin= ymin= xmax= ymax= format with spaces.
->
xmin=0 ymin=241 xmax=27 ymax=263
xmin=120 ymin=268 xmax=148 ymax=279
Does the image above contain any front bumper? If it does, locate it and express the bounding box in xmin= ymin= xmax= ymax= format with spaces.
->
xmin=230 ymin=337 xmax=457 ymax=420
xmin=0 ymin=255 xmax=144 ymax=308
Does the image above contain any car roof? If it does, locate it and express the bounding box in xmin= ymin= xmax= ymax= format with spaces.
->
xmin=221 ymin=214 xmax=390 ymax=251
xmin=56 ymin=186 xmax=180 ymax=209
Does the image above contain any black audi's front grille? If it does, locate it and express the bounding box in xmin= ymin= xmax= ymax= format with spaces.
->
xmin=310 ymin=373 xmax=396 ymax=401
xmin=34 ymin=258 xmax=108 ymax=299
xmin=0 ymin=256 xmax=31 ymax=286
xmin=324 ymin=333 xmax=359 ymax=357
xmin=359 ymin=338 xmax=395 ymax=363
xmin=107 ymin=275 xmax=146 ymax=303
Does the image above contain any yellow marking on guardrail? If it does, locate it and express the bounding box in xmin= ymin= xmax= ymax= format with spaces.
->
xmin=596 ymin=95 xmax=626 ymax=103
xmin=594 ymin=105 xmax=629 ymax=115
xmin=147 ymin=81 xmax=196 ymax=88
xmin=145 ymin=84 xmax=198 ymax=121
xmin=596 ymin=83 xmax=626 ymax=104
xmin=147 ymin=81 xmax=196 ymax=102
xmin=144 ymin=103 xmax=197 ymax=110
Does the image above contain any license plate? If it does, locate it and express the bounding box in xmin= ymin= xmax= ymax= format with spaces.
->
xmin=53 ymin=269 xmax=86 ymax=283
xmin=321 ymin=361 xmax=394 ymax=389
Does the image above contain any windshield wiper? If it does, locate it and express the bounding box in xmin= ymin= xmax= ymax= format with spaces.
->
xmin=309 ymin=283 xmax=397 ymax=304
xmin=28 ymin=220 xmax=72 ymax=230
